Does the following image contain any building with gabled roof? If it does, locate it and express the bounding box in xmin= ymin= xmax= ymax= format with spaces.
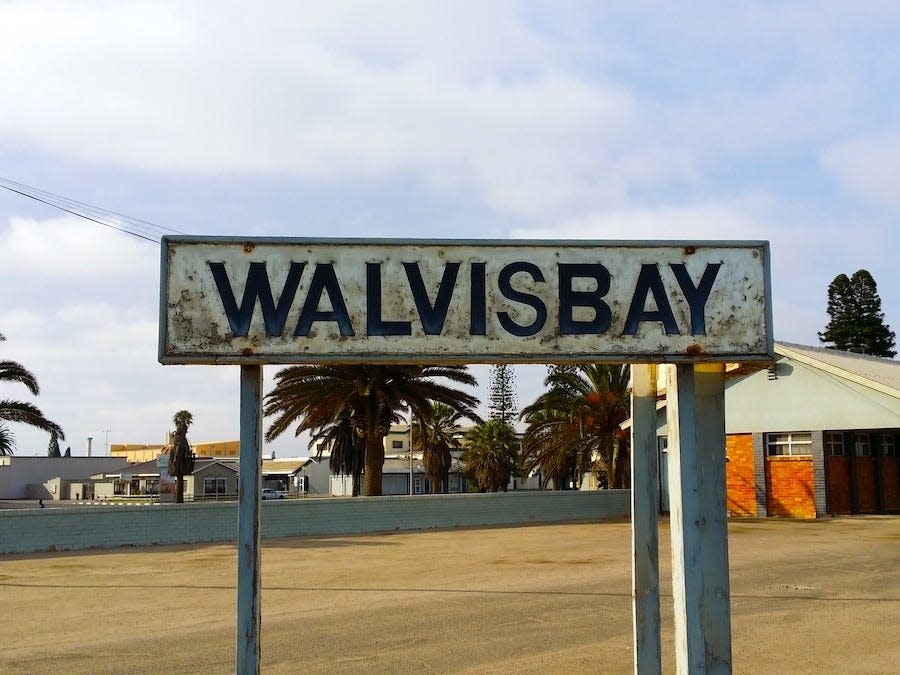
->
xmin=655 ymin=342 xmax=900 ymax=518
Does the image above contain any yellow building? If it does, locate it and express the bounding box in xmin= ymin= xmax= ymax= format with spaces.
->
xmin=110 ymin=440 xmax=240 ymax=463
xmin=193 ymin=440 xmax=240 ymax=457
xmin=109 ymin=444 xmax=166 ymax=463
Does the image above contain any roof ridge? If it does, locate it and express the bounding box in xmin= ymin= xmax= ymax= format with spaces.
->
xmin=775 ymin=341 xmax=900 ymax=399
xmin=776 ymin=341 xmax=900 ymax=366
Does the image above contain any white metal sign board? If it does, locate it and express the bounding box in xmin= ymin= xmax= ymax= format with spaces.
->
xmin=159 ymin=237 xmax=772 ymax=364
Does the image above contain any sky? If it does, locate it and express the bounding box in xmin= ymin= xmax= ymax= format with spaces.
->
xmin=1 ymin=1 xmax=899 ymax=457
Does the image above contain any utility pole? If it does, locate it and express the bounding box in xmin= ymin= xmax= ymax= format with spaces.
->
xmin=408 ymin=407 xmax=414 ymax=496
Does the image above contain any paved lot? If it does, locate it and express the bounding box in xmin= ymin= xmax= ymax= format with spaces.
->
xmin=1 ymin=515 xmax=898 ymax=673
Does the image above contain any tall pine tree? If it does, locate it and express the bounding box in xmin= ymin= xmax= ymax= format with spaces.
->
xmin=47 ymin=430 xmax=62 ymax=457
xmin=488 ymin=364 xmax=518 ymax=423
xmin=819 ymin=270 xmax=896 ymax=357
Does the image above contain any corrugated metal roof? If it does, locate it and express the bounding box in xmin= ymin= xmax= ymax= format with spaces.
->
xmin=124 ymin=459 xmax=161 ymax=473
xmin=776 ymin=342 xmax=900 ymax=397
xmin=261 ymin=459 xmax=310 ymax=474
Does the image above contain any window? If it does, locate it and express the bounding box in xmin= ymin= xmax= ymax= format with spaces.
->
xmin=392 ymin=440 xmax=404 ymax=449
xmin=882 ymin=435 xmax=896 ymax=458
xmin=204 ymin=477 xmax=227 ymax=494
xmin=855 ymin=433 xmax=871 ymax=457
xmin=825 ymin=432 xmax=845 ymax=457
xmin=765 ymin=432 xmax=812 ymax=456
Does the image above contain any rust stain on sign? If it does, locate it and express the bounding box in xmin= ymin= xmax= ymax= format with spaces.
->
xmin=685 ymin=343 xmax=705 ymax=357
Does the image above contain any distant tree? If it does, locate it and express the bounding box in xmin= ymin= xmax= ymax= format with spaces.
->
xmin=546 ymin=364 xmax=576 ymax=378
xmin=0 ymin=331 xmax=65 ymax=456
xmin=265 ymin=365 xmax=479 ymax=496
xmin=64 ymin=446 xmax=71 ymax=457
xmin=463 ymin=419 xmax=518 ymax=492
xmin=0 ymin=426 xmax=13 ymax=457
xmin=169 ymin=410 xmax=196 ymax=503
xmin=48 ymin=430 xmax=62 ymax=457
xmin=520 ymin=364 xmax=631 ymax=490
xmin=309 ymin=410 xmax=364 ymax=496
xmin=488 ymin=364 xmax=518 ymax=423
xmin=819 ymin=270 xmax=896 ymax=357
xmin=415 ymin=402 xmax=480 ymax=494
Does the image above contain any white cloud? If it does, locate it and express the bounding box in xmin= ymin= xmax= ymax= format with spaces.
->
xmin=0 ymin=2 xmax=683 ymax=219
xmin=0 ymin=212 xmax=310 ymax=457
xmin=820 ymin=129 xmax=900 ymax=211
xmin=0 ymin=310 xmax=245 ymax=456
xmin=510 ymin=202 xmax=763 ymax=241
xmin=5 ymin=2 xmax=897 ymax=225
xmin=0 ymin=215 xmax=154 ymax=280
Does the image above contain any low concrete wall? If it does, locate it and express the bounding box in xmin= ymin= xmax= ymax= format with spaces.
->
xmin=0 ymin=490 xmax=630 ymax=555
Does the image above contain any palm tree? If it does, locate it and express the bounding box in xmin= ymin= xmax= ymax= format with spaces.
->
xmin=0 ymin=332 xmax=64 ymax=455
xmin=0 ymin=426 xmax=14 ymax=457
xmin=519 ymin=364 xmax=630 ymax=490
xmin=265 ymin=364 xmax=479 ymax=496
xmin=169 ymin=410 xmax=195 ymax=503
xmin=414 ymin=402 xmax=480 ymax=494
xmin=517 ymin=406 xmax=577 ymax=489
xmin=309 ymin=410 xmax=365 ymax=496
xmin=463 ymin=419 xmax=519 ymax=492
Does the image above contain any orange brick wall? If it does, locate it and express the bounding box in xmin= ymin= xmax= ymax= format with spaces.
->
xmin=827 ymin=456 xmax=852 ymax=514
xmin=726 ymin=434 xmax=756 ymax=516
xmin=883 ymin=458 xmax=900 ymax=511
xmin=766 ymin=456 xmax=816 ymax=518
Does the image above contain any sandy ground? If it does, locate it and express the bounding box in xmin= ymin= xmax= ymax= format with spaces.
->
xmin=1 ymin=515 xmax=898 ymax=674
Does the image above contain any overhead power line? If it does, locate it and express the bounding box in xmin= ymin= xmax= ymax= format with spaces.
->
xmin=0 ymin=177 xmax=185 ymax=243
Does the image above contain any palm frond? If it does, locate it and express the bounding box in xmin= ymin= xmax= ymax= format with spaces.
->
xmin=0 ymin=360 xmax=40 ymax=395
xmin=519 ymin=363 xmax=630 ymax=489
xmin=0 ymin=400 xmax=64 ymax=439
xmin=0 ymin=423 xmax=15 ymax=456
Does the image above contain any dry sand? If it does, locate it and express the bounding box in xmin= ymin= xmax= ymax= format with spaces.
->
xmin=1 ymin=515 xmax=898 ymax=674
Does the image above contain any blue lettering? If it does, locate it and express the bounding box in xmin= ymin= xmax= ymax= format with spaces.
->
xmin=209 ymin=261 xmax=304 ymax=337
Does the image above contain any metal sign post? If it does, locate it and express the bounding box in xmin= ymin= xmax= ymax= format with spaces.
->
xmin=630 ymin=364 xmax=661 ymax=674
xmin=667 ymin=363 xmax=732 ymax=673
xmin=237 ymin=365 xmax=263 ymax=674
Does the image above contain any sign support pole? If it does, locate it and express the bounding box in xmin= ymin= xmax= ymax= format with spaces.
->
xmin=666 ymin=363 xmax=732 ymax=674
xmin=237 ymin=364 xmax=263 ymax=674
xmin=630 ymin=364 xmax=661 ymax=674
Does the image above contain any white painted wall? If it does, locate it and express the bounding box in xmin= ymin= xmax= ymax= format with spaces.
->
xmin=725 ymin=357 xmax=900 ymax=433
xmin=0 ymin=456 xmax=128 ymax=499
